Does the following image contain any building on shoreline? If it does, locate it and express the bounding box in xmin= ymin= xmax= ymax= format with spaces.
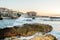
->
xmin=26 ymin=11 xmax=37 ymax=17
xmin=0 ymin=7 xmax=24 ymax=18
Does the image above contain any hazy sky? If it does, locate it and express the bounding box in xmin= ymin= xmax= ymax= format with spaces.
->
xmin=0 ymin=0 xmax=60 ymax=16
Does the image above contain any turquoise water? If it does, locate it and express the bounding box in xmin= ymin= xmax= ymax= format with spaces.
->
xmin=0 ymin=19 xmax=60 ymax=40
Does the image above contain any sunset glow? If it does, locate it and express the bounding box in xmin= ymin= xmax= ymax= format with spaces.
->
xmin=0 ymin=0 xmax=60 ymax=16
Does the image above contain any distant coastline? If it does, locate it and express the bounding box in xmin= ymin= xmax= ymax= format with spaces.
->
xmin=0 ymin=7 xmax=60 ymax=20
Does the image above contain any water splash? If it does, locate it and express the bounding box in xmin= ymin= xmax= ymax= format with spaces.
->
xmin=13 ymin=14 xmax=33 ymax=26
xmin=12 ymin=15 xmax=60 ymax=40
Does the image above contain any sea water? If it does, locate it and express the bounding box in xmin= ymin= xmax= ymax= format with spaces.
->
xmin=0 ymin=19 xmax=16 ymax=28
xmin=0 ymin=18 xmax=60 ymax=40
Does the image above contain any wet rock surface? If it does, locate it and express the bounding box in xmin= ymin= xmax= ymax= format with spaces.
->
xmin=16 ymin=23 xmax=53 ymax=36
xmin=0 ymin=23 xmax=57 ymax=40
xmin=30 ymin=34 xmax=57 ymax=40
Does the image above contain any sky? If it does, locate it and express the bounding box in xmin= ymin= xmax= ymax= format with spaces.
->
xmin=0 ymin=0 xmax=60 ymax=16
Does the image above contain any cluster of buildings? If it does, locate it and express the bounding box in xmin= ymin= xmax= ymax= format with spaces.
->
xmin=0 ymin=7 xmax=37 ymax=19
xmin=0 ymin=7 xmax=60 ymax=20
xmin=0 ymin=7 xmax=23 ymax=18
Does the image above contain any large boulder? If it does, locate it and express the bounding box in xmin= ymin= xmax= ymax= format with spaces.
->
xmin=16 ymin=23 xmax=53 ymax=36
xmin=0 ymin=23 xmax=53 ymax=39
xmin=17 ymin=25 xmax=37 ymax=36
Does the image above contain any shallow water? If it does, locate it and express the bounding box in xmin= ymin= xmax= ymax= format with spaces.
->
xmin=0 ymin=19 xmax=16 ymax=28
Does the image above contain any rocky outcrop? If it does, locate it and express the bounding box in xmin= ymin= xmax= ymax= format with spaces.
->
xmin=30 ymin=34 xmax=57 ymax=40
xmin=16 ymin=23 xmax=53 ymax=36
xmin=17 ymin=26 xmax=37 ymax=36
xmin=4 ymin=36 xmax=19 ymax=40
xmin=0 ymin=23 xmax=53 ymax=39
xmin=0 ymin=27 xmax=17 ymax=39
xmin=45 ymin=34 xmax=57 ymax=40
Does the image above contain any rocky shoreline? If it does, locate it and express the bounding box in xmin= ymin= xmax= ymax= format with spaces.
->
xmin=0 ymin=23 xmax=57 ymax=40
